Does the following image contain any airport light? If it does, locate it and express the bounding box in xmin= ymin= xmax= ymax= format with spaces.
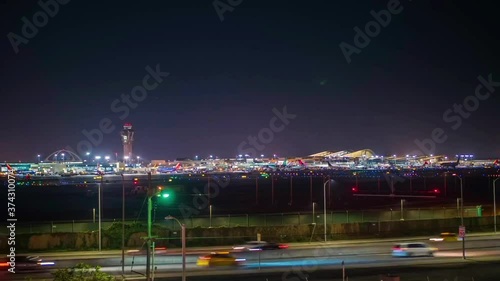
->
xmin=37 ymin=154 xmax=40 ymax=163
xmin=165 ymin=216 xmax=186 ymax=281
xmin=61 ymin=153 xmax=65 ymax=162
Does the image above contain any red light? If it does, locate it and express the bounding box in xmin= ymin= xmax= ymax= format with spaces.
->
xmin=351 ymin=187 xmax=358 ymax=192
xmin=434 ymin=189 xmax=440 ymax=193
xmin=278 ymin=244 xmax=289 ymax=249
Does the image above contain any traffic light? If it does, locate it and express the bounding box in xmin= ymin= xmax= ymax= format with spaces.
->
xmin=433 ymin=188 xmax=440 ymax=194
xmin=351 ymin=186 xmax=359 ymax=193
xmin=133 ymin=178 xmax=139 ymax=185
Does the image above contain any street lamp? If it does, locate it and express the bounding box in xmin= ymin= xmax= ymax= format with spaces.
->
xmin=94 ymin=155 xmax=102 ymax=252
xmin=165 ymin=215 xmax=186 ymax=281
xmin=400 ymin=199 xmax=405 ymax=221
xmin=323 ymin=178 xmax=333 ymax=242
xmin=493 ymin=177 xmax=499 ymax=233
xmin=61 ymin=153 xmax=65 ymax=163
xmin=452 ymin=173 xmax=465 ymax=259
xmin=37 ymin=154 xmax=41 ymax=163
xmin=121 ymin=173 xmax=125 ymax=275
xmin=452 ymin=174 xmax=464 ymax=225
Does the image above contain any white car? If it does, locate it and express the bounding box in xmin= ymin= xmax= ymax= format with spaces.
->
xmin=392 ymin=242 xmax=437 ymax=257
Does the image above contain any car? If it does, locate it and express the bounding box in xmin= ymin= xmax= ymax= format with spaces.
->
xmin=429 ymin=232 xmax=462 ymax=242
xmin=196 ymin=252 xmax=245 ymax=267
xmin=126 ymin=247 xmax=167 ymax=255
xmin=0 ymin=256 xmax=55 ymax=271
xmin=392 ymin=243 xmax=437 ymax=257
xmin=232 ymin=241 xmax=289 ymax=251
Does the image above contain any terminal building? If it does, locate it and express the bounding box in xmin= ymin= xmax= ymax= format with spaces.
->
xmin=1 ymin=124 xmax=498 ymax=176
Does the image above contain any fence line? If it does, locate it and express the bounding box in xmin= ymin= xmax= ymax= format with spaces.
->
xmin=12 ymin=205 xmax=489 ymax=234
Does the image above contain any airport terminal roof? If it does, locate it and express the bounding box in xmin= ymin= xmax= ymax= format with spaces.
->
xmin=309 ymin=149 xmax=376 ymax=158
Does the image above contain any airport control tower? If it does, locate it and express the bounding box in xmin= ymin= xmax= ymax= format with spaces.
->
xmin=121 ymin=123 xmax=134 ymax=161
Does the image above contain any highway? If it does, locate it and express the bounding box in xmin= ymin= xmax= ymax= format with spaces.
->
xmin=4 ymin=234 xmax=500 ymax=280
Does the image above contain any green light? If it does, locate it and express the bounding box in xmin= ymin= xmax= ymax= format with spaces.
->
xmin=162 ymin=193 xmax=170 ymax=198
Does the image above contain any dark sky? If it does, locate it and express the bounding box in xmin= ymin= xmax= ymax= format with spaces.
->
xmin=1 ymin=0 xmax=499 ymax=162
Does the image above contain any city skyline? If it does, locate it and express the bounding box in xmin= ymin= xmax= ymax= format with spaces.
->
xmin=1 ymin=1 xmax=499 ymax=161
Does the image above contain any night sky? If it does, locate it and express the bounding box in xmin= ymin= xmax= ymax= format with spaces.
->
xmin=1 ymin=0 xmax=499 ymax=162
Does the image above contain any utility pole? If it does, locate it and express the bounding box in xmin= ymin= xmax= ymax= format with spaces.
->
xmin=146 ymin=172 xmax=152 ymax=280
xmin=121 ymin=173 xmax=125 ymax=275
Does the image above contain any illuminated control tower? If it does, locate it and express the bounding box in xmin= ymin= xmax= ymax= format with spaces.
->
xmin=121 ymin=123 xmax=134 ymax=161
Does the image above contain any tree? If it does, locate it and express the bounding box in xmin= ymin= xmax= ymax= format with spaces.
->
xmin=52 ymin=263 xmax=115 ymax=281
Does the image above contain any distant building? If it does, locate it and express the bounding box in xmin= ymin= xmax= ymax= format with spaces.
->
xmin=121 ymin=123 xmax=134 ymax=161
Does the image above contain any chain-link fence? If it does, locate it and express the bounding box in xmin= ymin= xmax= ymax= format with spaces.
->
xmin=13 ymin=205 xmax=487 ymax=234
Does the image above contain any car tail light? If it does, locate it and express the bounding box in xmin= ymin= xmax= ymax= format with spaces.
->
xmin=279 ymin=244 xmax=289 ymax=249
xmin=392 ymin=246 xmax=400 ymax=250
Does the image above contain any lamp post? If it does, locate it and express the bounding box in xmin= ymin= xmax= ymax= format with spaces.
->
xmin=400 ymin=199 xmax=405 ymax=221
xmin=494 ymin=177 xmax=499 ymax=233
xmin=323 ymin=178 xmax=333 ymax=242
xmin=98 ymin=173 xmax=103 ymax=251
xmin=37 ymin=154 xmax=40 ymax=163
xmin=453 ymin=174 xmax=464 ymax=225
xmin=121 ymin=173 xmax=125 ymax=275
xmin=165 ymin=216 xmax=186 ymax=281
xmin=312 ymin=202 xmax=316 ymax=224
xmin=453 ymin=173 xmax=465 ymax=259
